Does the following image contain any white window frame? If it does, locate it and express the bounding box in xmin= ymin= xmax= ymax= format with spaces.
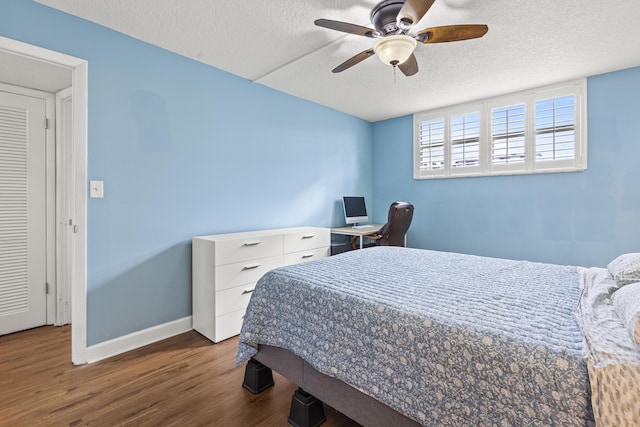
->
xmin=413 ymin=79 xmax=587 ymax=179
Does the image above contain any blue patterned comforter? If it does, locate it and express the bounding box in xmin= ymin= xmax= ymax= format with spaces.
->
xmin=236 ymin=247 xmax=593 ymax=426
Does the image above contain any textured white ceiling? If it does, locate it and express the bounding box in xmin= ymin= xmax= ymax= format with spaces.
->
xmin=35 ymin=0 xmax=640 ymax=122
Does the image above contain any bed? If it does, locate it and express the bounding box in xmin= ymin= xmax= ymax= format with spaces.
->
xmin=236 ymin=247 xmax=640 ymax=426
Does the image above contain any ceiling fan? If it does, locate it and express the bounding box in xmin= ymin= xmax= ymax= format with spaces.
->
xmin=315 ymin=0 xmax=488 ymax=76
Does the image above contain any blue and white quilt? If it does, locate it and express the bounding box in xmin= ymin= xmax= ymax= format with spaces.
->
xmin=237 ymin=247 xmax=593 ymax=426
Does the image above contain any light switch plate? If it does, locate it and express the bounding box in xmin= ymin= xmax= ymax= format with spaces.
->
xmin=89 ymin=180 xmax=104 ymax=198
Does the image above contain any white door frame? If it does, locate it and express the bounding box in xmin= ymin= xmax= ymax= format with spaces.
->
xmin=55 ymin=86 xmax=73 ymax=326
xmin=0 ymin=36 xmax=89 ymax=364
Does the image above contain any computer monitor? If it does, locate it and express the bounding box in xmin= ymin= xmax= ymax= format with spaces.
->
xmin=343 ymin=196 xmax=368 ymax=226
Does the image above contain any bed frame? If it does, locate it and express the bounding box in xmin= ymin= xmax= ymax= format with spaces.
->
xmin=243 ymin=345 xmax=420 ymax=427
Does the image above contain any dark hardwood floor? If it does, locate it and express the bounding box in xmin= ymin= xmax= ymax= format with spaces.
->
xmin=0 ymin=326 xmax=360 ymax=426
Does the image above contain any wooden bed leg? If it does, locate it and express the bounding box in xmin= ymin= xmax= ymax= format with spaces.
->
xmin=288 ymin=387 xmax=327 ymax=427
xmin=242 ymin=358 xmax=274 ymax=394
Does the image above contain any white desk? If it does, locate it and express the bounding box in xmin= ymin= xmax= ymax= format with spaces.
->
xmin=331 ymin=224 xmax=384 ymax=249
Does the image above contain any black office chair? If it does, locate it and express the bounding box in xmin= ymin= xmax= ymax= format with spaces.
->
xmin=352 ymin=201 xmax=414 ymax=249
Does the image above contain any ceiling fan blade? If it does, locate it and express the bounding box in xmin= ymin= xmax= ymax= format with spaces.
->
xmin=315 ymin=19 xmax=377 ymax=37
xmin=332 ymin=49 xmax=376 ymax=73
xmin=397 ymin=0 xmax=436 ymax=28
xmin=417 ymin=24 xmax=489 ymax=43
xmin=398 ymin=54 xmax=419 ymax=77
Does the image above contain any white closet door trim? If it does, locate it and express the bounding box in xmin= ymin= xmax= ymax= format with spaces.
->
xmin=55 ymin=86 xmax=72 ymax=326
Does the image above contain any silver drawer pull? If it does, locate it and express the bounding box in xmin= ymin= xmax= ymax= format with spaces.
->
xmin=301 ymin=253 xmax=314 ymax=259
xmin=242 ymin=289 xmax=254 ymax=295
xmin=301 ymin=234 xmax=315 ymax=239
xmin=242 ymin=263 xmax=261 ymax=270
xmin=243 ymin=241 xmax=262 ymax=246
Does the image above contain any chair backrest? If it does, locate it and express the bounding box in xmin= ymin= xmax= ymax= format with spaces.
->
xmin=376 ymin=201 xmax=414 ymax=247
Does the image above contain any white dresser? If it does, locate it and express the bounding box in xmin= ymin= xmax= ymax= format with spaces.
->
xmin=192 ymin=226 xmax=330 ymax=343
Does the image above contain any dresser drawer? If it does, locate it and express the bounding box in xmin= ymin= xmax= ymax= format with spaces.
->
xmin=283 ymin=246 xmax=330 ymax=266
xmin=215 ymin=255 xmax=282 ymax=291
xmin=215 ymin=234 xmax=283 ymax=266
xmin=283 ymin=229 xmax=330 ymax=254
xmin=215 ymin=308 xmax=246 ymax=342
xmin=215 ymin=284 xmax=255 ymax=316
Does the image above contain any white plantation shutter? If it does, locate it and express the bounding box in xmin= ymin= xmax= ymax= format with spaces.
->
xmin=535 ymin=95 xmax=575 ymax=162
xmin=450 ymin=112 xmax=480 ymax=170
xmin=491 ymin=103 xmax=526 ymax=166
xmin=416 ymin=117 xmax=445 ymax=176
xmin=0 ymin=104 xmax=29 ymax=315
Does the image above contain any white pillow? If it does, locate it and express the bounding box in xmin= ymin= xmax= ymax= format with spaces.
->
xmin=611 ymin=282 xmax=640 ymax=347
xmin=607 ymin=253 xmax=640 ymax=286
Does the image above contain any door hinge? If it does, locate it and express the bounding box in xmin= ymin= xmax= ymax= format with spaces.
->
xmin=45 ymin=118 xmax=49 ymax=129
xmin=46 ymin=282 xmax=50 ymax=294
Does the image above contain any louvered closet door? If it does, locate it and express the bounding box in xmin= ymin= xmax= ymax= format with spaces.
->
xmin=0 ymin=91 xmax=47 ymax=335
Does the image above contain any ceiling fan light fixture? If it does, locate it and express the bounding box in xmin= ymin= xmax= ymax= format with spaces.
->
xmin=374 ymin=35 xmax=417 ymax=67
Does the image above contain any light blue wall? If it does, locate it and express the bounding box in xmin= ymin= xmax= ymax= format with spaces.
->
xmin=2 ymin=1 xmax=373 ymax=345
xmin=4 ymin=0 xmax=639 ymax=346
xmin=372 ymin=67 xmax=640 ymax=267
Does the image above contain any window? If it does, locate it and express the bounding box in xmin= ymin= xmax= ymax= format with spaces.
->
xmin=535 ymin=95 xmax=575 ymax=163
xmin=491 ymin=104 xmax=525 ymax=166
xmin=414 ymin=80 xmax=586 ymax=179
xmin=417 ymin=118 xmax=445 ymax=171
xmin=451 ymin=112 xmax=480 ymax=169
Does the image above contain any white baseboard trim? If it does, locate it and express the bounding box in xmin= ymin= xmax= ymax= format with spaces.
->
xmin=86 ymin=316 xmax=193 ymax=364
